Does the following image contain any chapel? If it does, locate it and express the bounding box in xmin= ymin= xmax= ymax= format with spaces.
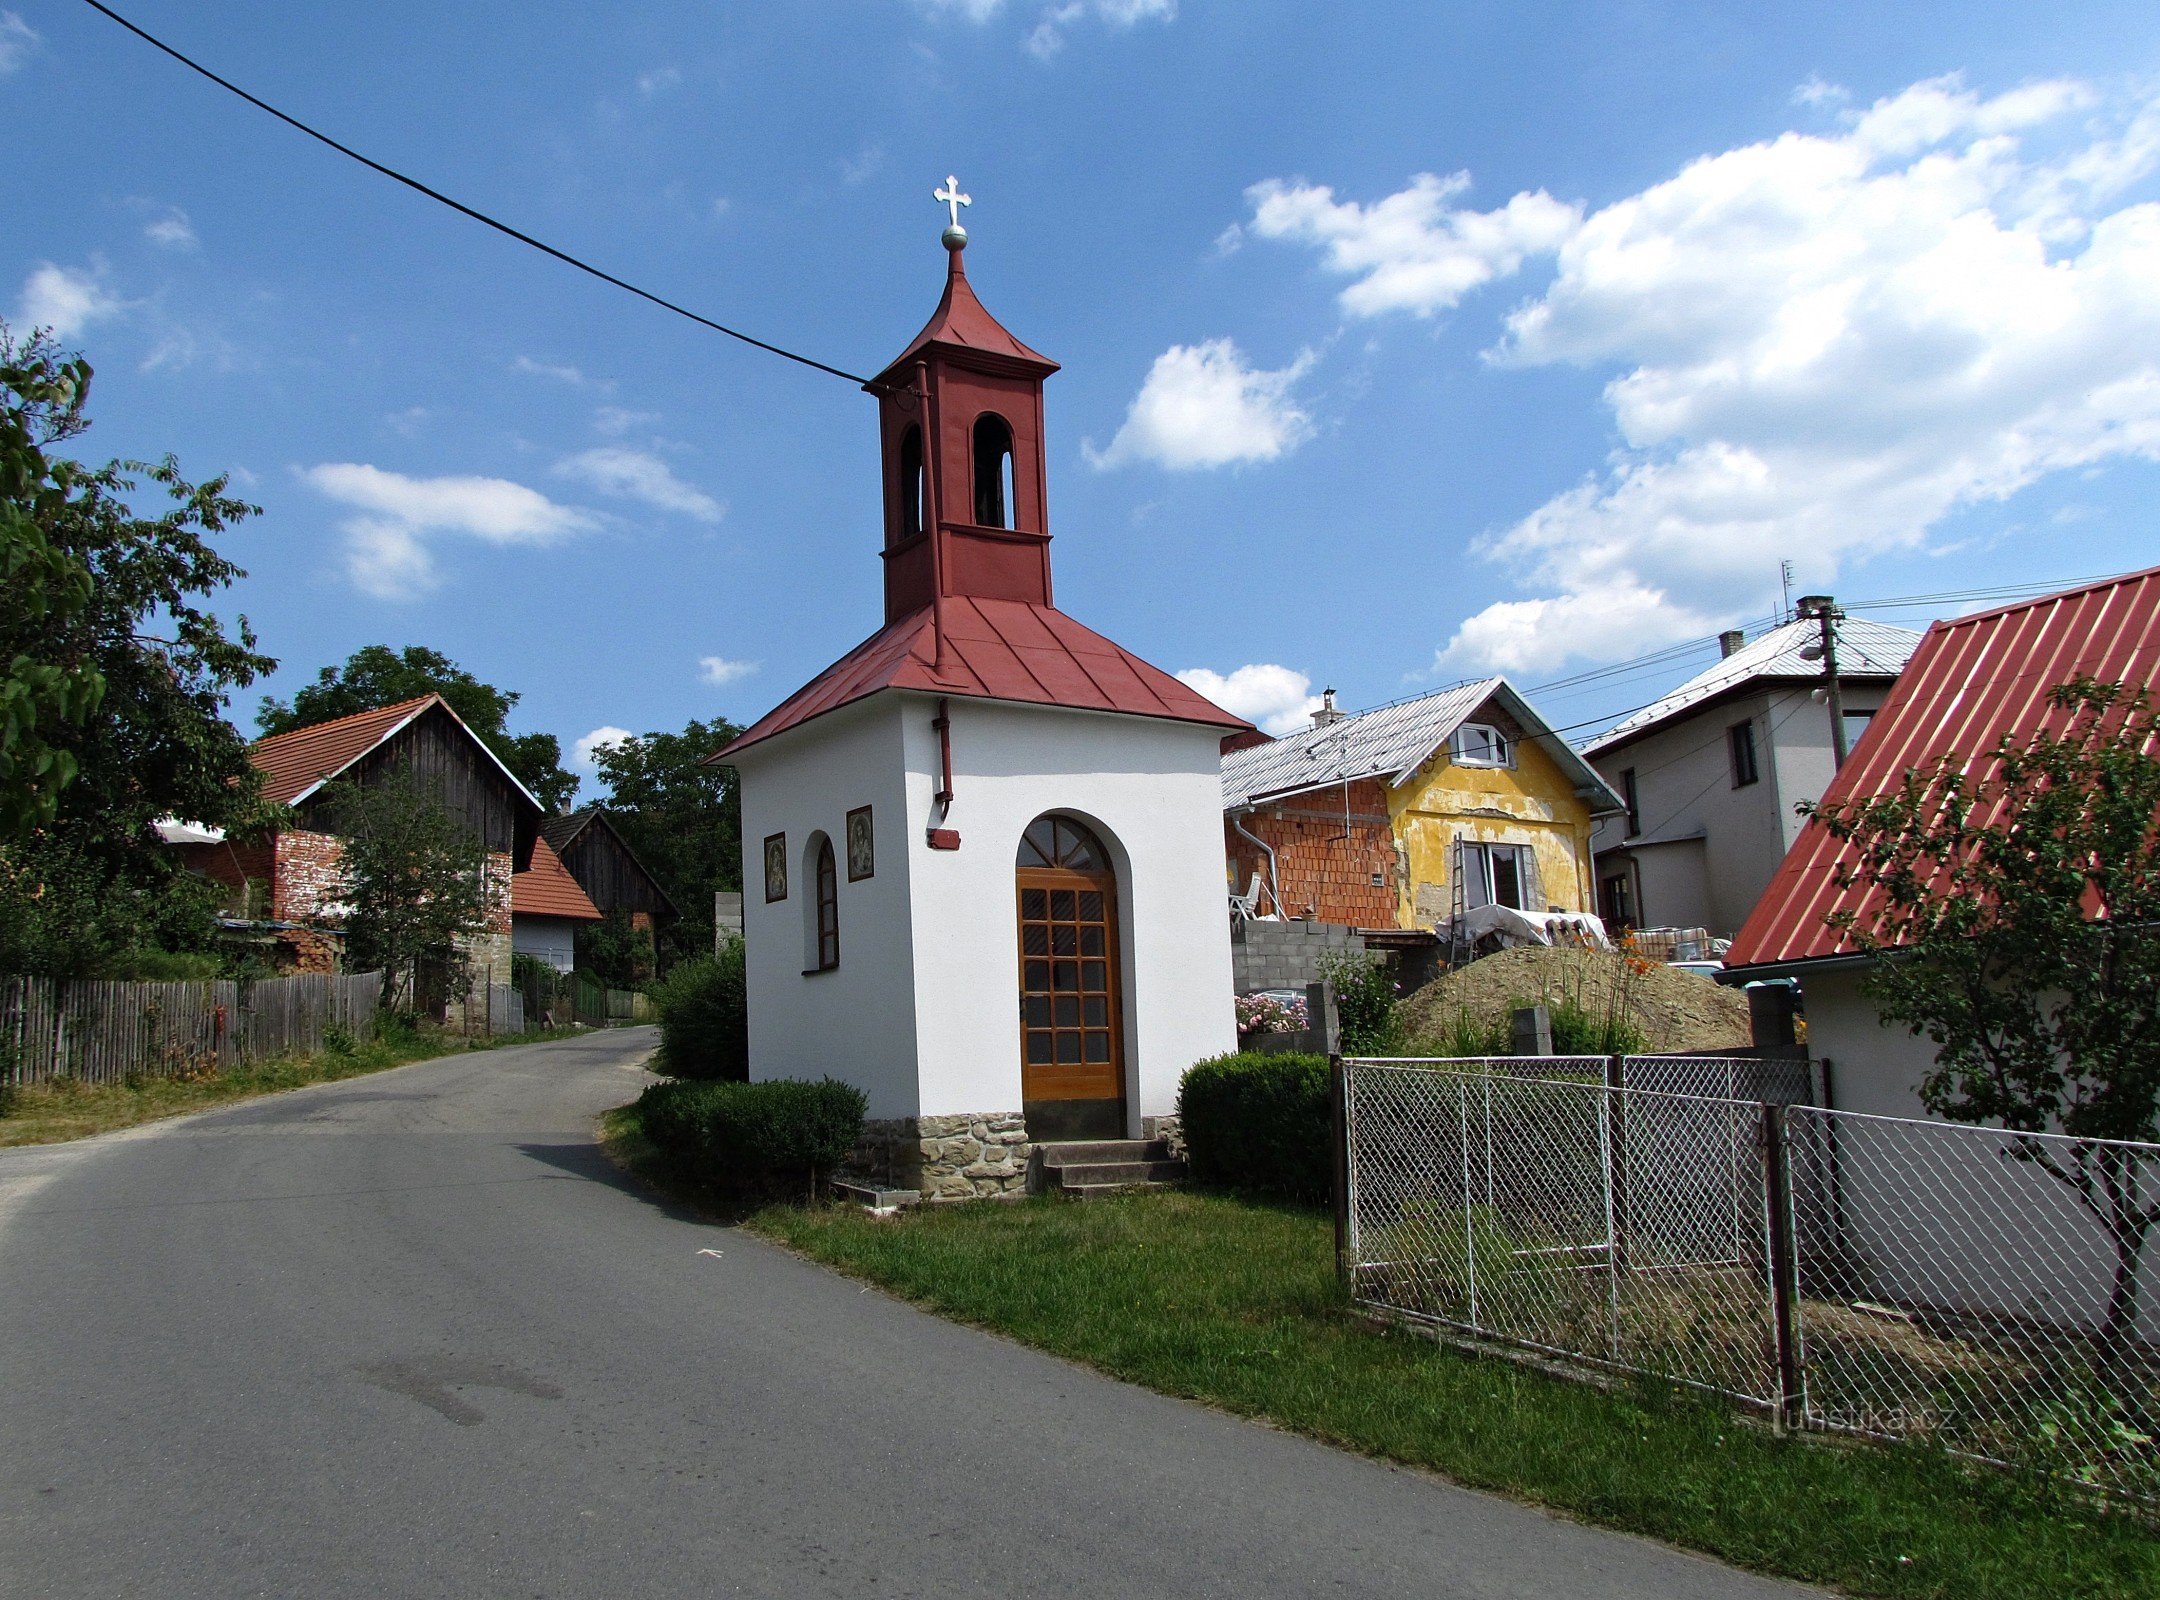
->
xmin=712 ymin=187 xmax=1245 ymax=1199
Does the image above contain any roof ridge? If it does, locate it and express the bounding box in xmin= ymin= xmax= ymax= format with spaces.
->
xmin=1927 ymin=562 xmax=2160 ymax=632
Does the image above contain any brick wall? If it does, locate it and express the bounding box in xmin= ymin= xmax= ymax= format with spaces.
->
xmin=1225 ymin=778 xmax=1400 ymax=928
xmin=273 ymin=829 xmax=348 ymax=923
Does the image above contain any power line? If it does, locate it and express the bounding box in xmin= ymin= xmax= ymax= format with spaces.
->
xmin=76 ymin=0 xmax=875 ymax=388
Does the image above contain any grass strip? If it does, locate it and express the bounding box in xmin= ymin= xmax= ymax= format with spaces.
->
xmin=733 ymin=1180 xmax=2157 ymax=1600
xmin=0 ymin=1023 xmax=587 ymax=1147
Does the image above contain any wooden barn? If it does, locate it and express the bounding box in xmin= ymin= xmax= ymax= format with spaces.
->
xmin=539 ymin=808 xmax=678 ymax=932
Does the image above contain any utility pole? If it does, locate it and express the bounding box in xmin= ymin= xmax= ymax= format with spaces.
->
xmin=1796 ymin=594 xmax=1849 ymax=768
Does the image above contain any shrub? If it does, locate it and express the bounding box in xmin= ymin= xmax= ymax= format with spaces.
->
xmin=1318 ymin=948 xmax=1400 ymax=1054
xmin=1177 ymin=1050 xmax=1332 ymax=1206
xmin=635 ymin=1076 xmax=866 ymax=1198
xmin=651 ymin=938 xmax=748 ymax=1080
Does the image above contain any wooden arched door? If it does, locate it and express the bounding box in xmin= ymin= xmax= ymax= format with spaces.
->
xmin=1016 ymin=815 xmax=1126 ymax=1141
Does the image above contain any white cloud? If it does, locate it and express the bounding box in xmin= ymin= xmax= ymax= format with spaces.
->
xmin=915 ymin=0 xmax=1008 ymax=19
xmin=142 ymin=206 xmax=197 ymax=250
xmin=1176 ymin=664 xmax=1325 ymax=736
xmin=16 ymin=263 xmax=125 ymax=339
xmin=0 ymin=11 xmax=38 ymax=73
xmin=839 ymin=143 xmax=886 ymax=186
xmin=513 ymin=355 xmax=598 ymax=387
xmin=1246 ymin=172 xmax=1580 ymax=319
xmin=573 ymin=726 xmax=634 ymax=769
xmin=592 ymin=405 xmax=660 ymax=437
xmin=699 ymin=655 xmax=759 ymax=687
xmin=636 ymin=65 xmax=682 ymax=96
xmin=1027 ymin=0 xmax=1173 ymax=57
xmin=1088 ymin=338 xmax=1315 ymax=470
xmin=554 ymin=446 xmax=723 ymax=522
xmin=1247 ymin=77 xmax=2160 ymax=676
xmin=303 ymin=462 xmax=597 ymax=600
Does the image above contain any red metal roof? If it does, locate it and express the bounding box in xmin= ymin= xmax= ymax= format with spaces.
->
xmin=712 ymin=596 xmax=1249 ymax=762
xmin=512 ymin=838 xmax=603 ymax=921
xmin=1726 ymin=565 xmax=2160 ymax=971
xmin=873 ymin=246 xmax=1057 ymax=384
xmin=250 ymin=695 xmax=438 ymax=805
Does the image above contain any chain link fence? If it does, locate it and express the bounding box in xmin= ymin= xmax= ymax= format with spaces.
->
xmin=1341 ymin=1056 xmax=2160 ymax=1504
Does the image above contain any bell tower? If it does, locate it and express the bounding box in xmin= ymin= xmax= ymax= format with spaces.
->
xmin=868 ymin=178 xmax=1061 ymax=625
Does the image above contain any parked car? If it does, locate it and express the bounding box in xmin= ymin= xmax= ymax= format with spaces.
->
xmin=1666 ymin=959 xmax=1725 ymax=982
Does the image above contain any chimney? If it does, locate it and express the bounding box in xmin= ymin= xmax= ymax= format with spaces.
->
xmin=1719 ymin=629 xmax=1745 ymax=659
xmin=1310 ymin=688 xmax=1347 ymax=729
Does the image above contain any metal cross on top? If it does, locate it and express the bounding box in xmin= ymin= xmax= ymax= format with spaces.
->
xmin=935 ymin=175 xmax=972 ymax=232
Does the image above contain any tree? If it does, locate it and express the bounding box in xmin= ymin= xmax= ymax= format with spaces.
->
xmin=258 ymin=644 xmax=579 ymax=812
xmin=324 ymin=768 xmax=498 ymax=1012
xmin=1806 ymin=678 xmax=2160 ymax=1353
xmin=0 ymin=326 xmax=276 ymax=978
xmin=590 ymin=719 xmax=742 ymax=963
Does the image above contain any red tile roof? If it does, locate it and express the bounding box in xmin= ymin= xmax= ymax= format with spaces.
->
xmin=250 ymin=695 xmax=439 ymax=805
xmin=1725 ymin=565 xmax=2160 ymax=971
xmin=711 ymin=597 xmax=1249 ymax=762
xmin=512 ymin=838 xmax=603 ymax=921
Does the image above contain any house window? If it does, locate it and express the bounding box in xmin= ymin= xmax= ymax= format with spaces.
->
xmin=1620 ymin=767 xmax=1640 ymax=836
xmin=1729 ymin=719 xmax=1760 ymax=788
xmin=972 ymin=413 xmax=1015 ymax=528
xmin=802 ymin=833 xmax=839 ymax=973
xmin=1841 ymin=708 xmax=1874 ymax=754
xmin=1460 ymin=842 xmax=1537 ymax=911
xmin=1449 ymin=723 xmax=1513 ymax=768
xmin=898 ymin=425 xmax=925 ymax=540
xmin=1601 ymin=872 xmax=1635 ymax=929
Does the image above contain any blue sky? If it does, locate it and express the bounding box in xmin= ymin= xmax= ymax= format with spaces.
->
xmin=6 ymin=1 xmax=2159 ymax=785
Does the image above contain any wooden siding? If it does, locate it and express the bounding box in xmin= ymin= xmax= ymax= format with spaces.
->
xmin=558 ymin=816 xmax=676 ymax=920
xmin=295 ymin=701 xmax=537 ymax=866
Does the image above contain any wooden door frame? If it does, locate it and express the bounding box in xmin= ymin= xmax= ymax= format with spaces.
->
xmin=1014 ymin=862 xmax=1128 ymax=1137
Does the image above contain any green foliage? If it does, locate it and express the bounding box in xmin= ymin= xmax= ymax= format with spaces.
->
xmin=589 ymin=720 xmax=742 ymax=963
xmin=0 ymin=323 xmax=274 ymax=977
xmin=636 ymin=1075 xmax=866 ymax=1197
xmin=105 ymin=948 xmax=224 ymax=982
xmin=650 ymin=940 xmax=748 ymax=1079
xmin=1178 ymin=1050 xmax=1332 ymax=1206
xmin=1548 ymin=991 xmax=1648 ymax=1056
xmin=0 ymin=329 xmax=102 ymax=834
xmin=1411 ymin=1005 xmax=1510 ymax=1057
xmin=324 ymin=768 xmax=496 ymax=1011
xmin=1318 ymin=948 xmax=1400 ymax=1053
xmin=576 ymin=908 xmax=656 ymax=990
xmin=257 ymin=644 xmax=579 ymax=813
xmin=1807 ymin=677 xmax=2160 ymax=1346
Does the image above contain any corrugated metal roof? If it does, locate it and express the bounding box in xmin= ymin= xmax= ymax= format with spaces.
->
xmin=711 ymin=596 xmax=1248 ymax=762
xmin=512 ymin=837 xmax=603 ymax=921
xmin=1221 ymin=678 xmax=1625 ymax=813
xmin=1726 ymin=565 xmax=2160 ymax=971
xmin=872 ymin=248 xmax=1057 ymax=384
xmin=1586 ymin=617 xmax=1924 ymax=756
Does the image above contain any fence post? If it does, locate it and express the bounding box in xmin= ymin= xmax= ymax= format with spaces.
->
xmin=1330 ymin=1051 xmax=1350 ymax=1296
xmin=1760 ymin=1102 xmax=1804 ymax=1431
xmin=1605 ymin=1055 xmax=1629 ymax=1273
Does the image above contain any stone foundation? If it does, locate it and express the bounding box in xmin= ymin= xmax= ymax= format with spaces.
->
xmin=1140 ymin=1114 xmax=1185 ymax=1161
xmin=844 ymin=1112 xmax=1034 ymax=1202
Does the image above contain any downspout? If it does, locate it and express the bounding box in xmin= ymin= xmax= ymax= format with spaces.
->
xmin=1229 ymin=807 xmax=1282 ymax=918
xmin=926 ymin=697 xmax=961 ymax=850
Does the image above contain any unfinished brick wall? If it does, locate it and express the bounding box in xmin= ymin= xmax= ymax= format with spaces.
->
xmin=272 ymin=829 xmax=348 ymax=923
xmin=171 ymin=838 xmax=272 ymax=916
xmin=1226 ymin=779 xmax=1400 ymax=929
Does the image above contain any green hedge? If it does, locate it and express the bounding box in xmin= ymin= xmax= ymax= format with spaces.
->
xmin=1177 ymin=1050 xmax=1332 ymax=1206
xmin=650 ymin=939 xmax=748 ymax=1080
xmin=636 ymin=1076 xmax=866 ymax=1197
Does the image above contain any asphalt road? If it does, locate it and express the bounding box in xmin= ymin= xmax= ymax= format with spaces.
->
xmin=0 ymin=1028 xmax=1819 ymax=1599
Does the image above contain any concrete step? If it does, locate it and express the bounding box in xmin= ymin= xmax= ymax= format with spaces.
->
xmin=1046 ymin=1159 xmax=1187 ymax=1188
xmin=1035 ymin=1138 xmax=1172 ymax=1167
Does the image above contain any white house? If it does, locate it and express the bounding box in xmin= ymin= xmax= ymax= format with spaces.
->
xmin=711 ymin=206 xmax=1246 ymax=1200
xmin=1584 ymin=616 xmax=1922 ymax=940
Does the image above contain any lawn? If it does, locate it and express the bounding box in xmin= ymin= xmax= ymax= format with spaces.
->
xmin=0 ymin=1023 xmax=583 ymax=1147
xmin=741 ymin=1184 xmax=2160 ymax=1600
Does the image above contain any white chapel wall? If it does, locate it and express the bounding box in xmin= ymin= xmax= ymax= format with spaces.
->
xmin=734 ymin=698 xmax=922 ymax=1118
xmin=898 ymin=694 xmax=1238 ymax=1128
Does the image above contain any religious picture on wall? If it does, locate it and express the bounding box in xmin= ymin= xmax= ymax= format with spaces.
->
xmin=846 ymin=806 xmax=874 ymax=881
xmin=763 ymin=833 xmax=788 ymax=902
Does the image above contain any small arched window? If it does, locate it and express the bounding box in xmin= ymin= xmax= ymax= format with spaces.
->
xmin=972 ymin=413 xmax=1015 ymax=528
xmin=898 ymin=425 xmax=925 ymax=541
xmin=803 ymin=833 xmax=839 ymax=972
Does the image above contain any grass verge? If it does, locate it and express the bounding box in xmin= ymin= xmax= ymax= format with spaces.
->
xmin=0 ymin=1023 xmax=587 ymax=1148
xmin=718 ymin=1177 xmax=2156 ymax=1600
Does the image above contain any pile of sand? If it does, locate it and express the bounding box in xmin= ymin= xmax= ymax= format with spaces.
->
xmin=1394 ymin=944 xmax=1752 ymax=1054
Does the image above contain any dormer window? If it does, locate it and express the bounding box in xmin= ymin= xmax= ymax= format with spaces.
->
xmin=1449 ymin=723 xmax=1513 ymax=768
xmin=973 ymin=413 xmax=1015 ymax=528
xmin=899 ymin=425 xmax=925 ymax=541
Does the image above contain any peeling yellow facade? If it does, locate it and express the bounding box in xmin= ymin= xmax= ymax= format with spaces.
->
xmin=1385 ymin=733 xmax=1598 ymax=930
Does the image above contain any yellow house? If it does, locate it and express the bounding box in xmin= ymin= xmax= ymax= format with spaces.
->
xmin=1222 ymin=679 xmax=1628 ymax=931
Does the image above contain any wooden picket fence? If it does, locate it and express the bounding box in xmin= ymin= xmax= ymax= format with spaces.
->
xmin=0 ymin=971 xmax=385 ymax=1086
